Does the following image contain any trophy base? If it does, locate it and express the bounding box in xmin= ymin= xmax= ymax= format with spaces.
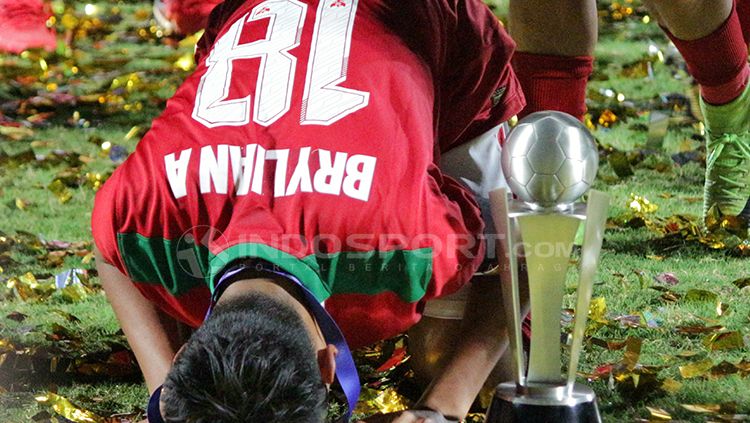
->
xmin=485 ymin=382 xmax=602 ymax=423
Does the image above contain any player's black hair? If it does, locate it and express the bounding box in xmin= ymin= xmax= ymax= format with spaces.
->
xmin=161 ymin=293 xmax=327 ymax=423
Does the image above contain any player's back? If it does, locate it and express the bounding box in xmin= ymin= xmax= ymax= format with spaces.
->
xmin=93 ymin=0 xmax=524 ymax=346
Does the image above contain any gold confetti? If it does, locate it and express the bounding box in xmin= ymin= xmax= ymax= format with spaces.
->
xmin=84 ymin=172 xmax=107 ymax=191
xmin=354 ymin=387 xmax=411 ymax=416
xmin=683 ymin=289 xmax=719 ymax=303
xmin=0 ymin=125 xmax=34 ymax=140
xmin=605 ymin=151 xmax=633 ymax=178
xmin=702 ymin=331 xmax=745 ymax=351
xmin=598 ymin=109 xmax=618 ymax=127
xmin=676 ymin=325 xmax=723 ymax=335
xmin=622 ymin=337 xmax=642 ymax=371
xmin=124 ymin=126 xmax=143 ymax=140
xmin=646 ymin=406 xmax=672 ymax=420
xmin=6 ymin=272 xmax=54 ymax=301
xmin=679 ymin=359 xmax=713 ymax=379
xmin=14 ymin=198 xmax=31 ymax=210
xmin=110 ymin=73 xmax=142 ymax=92
xmin=628 ymin=194 xmax=658 ymax=214
xmin=588 ymin=297 xmax=608 ymax=324
xmin=48 ymin=179 xmax=74 ymax=204
xmin=60 ymin=281 xmax=92 ymax=302
xmin=621 ymin=60 xmax=651 ymax=79
xmin=175 ymin=52 xmax=196 ymax=71
xmin=681 ymin=404 xmax=721 ymax=415
xmin=661 ymin=378 xmax=682 ymax=393
xmin=35 ymin=392 xmax=103 ymax=423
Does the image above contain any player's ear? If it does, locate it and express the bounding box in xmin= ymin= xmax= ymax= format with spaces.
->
xmin=317 ymin=344 xmax=338 ymax=385
xmin=172 ymin=344 xmax=187 ymax=364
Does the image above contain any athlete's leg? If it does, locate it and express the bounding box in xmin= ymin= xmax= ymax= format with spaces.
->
xmin=408 ymin=280 xmax=517 ymax=391
xmin=645 ymin=0 xmax=750 ymax=221
xmin=643 ymin=0 xmax=732 ymax=41
xmin=408 ymin=286 xmax=469 ymax=387
xmin=408 ymin=125 xmax=528 ymax=399
xmin=643 ymin=1 xmax=747 ymax=107
xmin=509 ymin=0 xmax=597 ymax=56
xmin=508 ymin=0 xmax=598 ymax=120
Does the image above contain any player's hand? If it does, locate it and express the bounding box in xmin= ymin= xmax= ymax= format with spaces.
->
xmin=358 ymin=409 xmax=459 ymax=423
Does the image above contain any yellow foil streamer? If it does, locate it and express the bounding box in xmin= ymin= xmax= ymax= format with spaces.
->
xmin=35 ymin=392 xmax=103 ymax=423
xmin=354 ymin=386 xmax=410 ymax=416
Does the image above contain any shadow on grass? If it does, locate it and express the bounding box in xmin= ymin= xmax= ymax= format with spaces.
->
xmin=603 ymin=227 xmax=734 ymax=259
xmin=0 ymin=348 xmax=142 ymax=392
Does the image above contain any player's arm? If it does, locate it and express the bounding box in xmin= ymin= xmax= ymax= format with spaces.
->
xmin=363 ymin=125 xmax=522 ymax=421
xmin=417 ymin=125 xmax=514 ymax=419
xmin=415 ymin=276 xmax=513 ymax=419
xmin=361 ymin=276 xmax=516 ymax=423
xmin=95 ymin=247 xmax=182 ymax=394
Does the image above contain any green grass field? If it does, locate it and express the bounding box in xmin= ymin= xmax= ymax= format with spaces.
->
xmin=0 ymin=1 xmax=748 ymax=422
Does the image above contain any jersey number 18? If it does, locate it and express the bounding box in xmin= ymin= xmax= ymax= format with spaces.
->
xmin=192 ymin=0 xmax=370 ymax=128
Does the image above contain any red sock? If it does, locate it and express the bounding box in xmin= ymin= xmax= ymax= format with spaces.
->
xmin=511 ymin=52 xmax=593 ymax=121
xmin=737 ymin=0 xmax=750 ymax=44
xmin=665 ymin=5 xmax=750 ymax=105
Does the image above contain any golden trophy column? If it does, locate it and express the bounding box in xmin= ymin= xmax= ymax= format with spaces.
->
xmin=485 ymin=112 xmax=609 ymax=423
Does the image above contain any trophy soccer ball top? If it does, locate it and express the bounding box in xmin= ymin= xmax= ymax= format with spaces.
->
xmin=501 ymin=111 xmax=599 ymax=209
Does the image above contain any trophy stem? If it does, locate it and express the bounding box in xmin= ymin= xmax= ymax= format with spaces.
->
xmin=566 ymin=190 xmax=610 ymax=388
xmin=489 ymin=188 xmax=526 ymax=385
xmin=518 ymin=214 xmax=580 ymax=383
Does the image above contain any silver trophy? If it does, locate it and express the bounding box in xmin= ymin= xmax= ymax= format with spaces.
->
xmin=485 ymin=111 xmax=609 ymax=422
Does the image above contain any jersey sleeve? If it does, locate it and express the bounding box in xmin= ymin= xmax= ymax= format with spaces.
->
xmin=436 ymin=0 xmax=525 ymax=153
xmin=91 ymin=169 xmax=127 ymax=273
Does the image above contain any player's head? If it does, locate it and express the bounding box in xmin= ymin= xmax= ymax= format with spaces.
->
xmin=160 ymin=293 xmax=328 ymax=423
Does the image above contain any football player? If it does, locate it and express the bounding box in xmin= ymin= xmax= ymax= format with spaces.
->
xmin=509 ymin=0 xmax=750 ymax=224
xmin=153 ymin=0 xmax=223 ymax=35
xmin=0 ymin=0 xmax=56 ymax=53
xmin=92 ymin=0 xmax=526 ymax=421
xmin=0 ymin=0 xmax=219 ymax=54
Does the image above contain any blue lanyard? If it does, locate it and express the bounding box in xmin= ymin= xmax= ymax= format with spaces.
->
xmin=147 ymin=385 xmax=165 ymax=423
xmin=148 ymin=262 xmax=360 ymax=422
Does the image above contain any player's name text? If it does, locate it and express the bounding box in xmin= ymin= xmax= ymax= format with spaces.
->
xmin=164 ymin=144 xmax=377 ymax=201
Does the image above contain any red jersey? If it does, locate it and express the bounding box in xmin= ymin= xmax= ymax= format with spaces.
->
xmin=0 ymin=0 xmax=56 ymax=54
xmin=92 ymin=0 xmax=524 ymax=348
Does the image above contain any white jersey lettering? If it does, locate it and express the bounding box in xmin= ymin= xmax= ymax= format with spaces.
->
xmin=164 ymin=148 xmax=192 ymax=199
xmin=314 ymin=149 xmax=348 ymax=195
xmin=199 ymin=145 xmax=230 ymax=194
xmin=342 ymin=154 xmax=376 ymax=201
xmin=165 ymin=144 xmax=374 ymax=201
